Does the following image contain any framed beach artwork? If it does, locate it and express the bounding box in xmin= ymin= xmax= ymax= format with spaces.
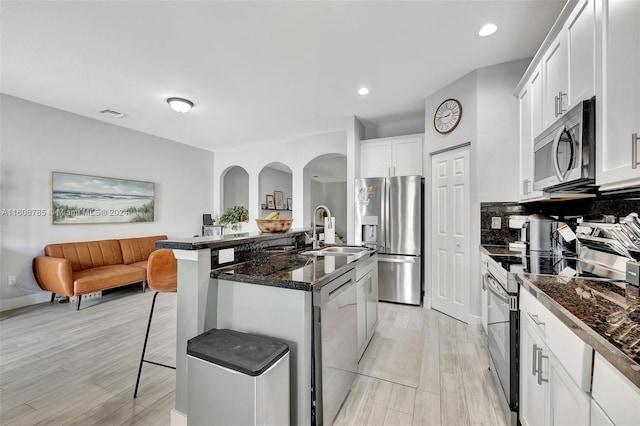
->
xmin=274 ymin=191 xmax=284 ymax=210
xmin=51 ymin=172 xmax=155 ymax=224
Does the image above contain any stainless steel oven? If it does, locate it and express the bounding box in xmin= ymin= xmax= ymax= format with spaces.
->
xmin=483 ymin=257 xmax=519 ymax=425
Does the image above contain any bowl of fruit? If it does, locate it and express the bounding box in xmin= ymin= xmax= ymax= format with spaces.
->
xmin=255 ymin=212 xmax=294 ymax=233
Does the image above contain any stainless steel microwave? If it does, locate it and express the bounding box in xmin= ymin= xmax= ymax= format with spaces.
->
xmin=533 ymin=96 xmax=596 ymax=192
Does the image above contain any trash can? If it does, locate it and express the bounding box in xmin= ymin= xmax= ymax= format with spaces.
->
xmin=187 ymin=328 xmax=290 ymax=426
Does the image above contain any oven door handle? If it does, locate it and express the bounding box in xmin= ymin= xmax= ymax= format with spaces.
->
xmin=485 ymin=273 xmax=509 ymax=302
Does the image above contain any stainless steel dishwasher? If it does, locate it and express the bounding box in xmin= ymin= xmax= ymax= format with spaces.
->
xmin=312 ymin=268 xmax=358 ymax=425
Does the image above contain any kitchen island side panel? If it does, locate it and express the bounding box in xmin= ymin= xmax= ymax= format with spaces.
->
xmin=216 ymin=279 xmax=313 ymax=426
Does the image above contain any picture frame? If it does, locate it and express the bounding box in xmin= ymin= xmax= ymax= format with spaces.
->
xmin=286 ymin=198 xmax=292 ymax=210
xmin=51 ymin=171 xmax=154 ymax=224
xmin=273 ymin=191 xmax=284 ymax=210
xmin=266 ymin=194 xmax=275 ymax=209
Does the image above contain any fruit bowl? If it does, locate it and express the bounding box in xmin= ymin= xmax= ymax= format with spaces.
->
xmin=255 ymin=219 xmax=294 ymax=233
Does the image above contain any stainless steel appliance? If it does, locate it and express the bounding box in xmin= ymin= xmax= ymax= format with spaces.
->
xmin=355 ymin=176 xmax=423 ymax=305
xmin=524 ymin=214 xmax=565 ymax=253
xmin=312 ymin=269 xmax=358 ymax=425
xmin=533 ymin=96 xmax=595 ymax=192
xmin=482 ymin=255 xmax=520 ymax=425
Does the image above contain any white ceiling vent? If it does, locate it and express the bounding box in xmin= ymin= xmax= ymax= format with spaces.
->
xmin=98 ymin=109 xmax=125 ymax=118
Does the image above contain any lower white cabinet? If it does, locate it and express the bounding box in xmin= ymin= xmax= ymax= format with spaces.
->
xmin=591 ymin=352 xmax=640 ymax=426
xmin=519 ymin=287 xmax=592 ymax=426
xmin=356 ymin=256 xmax=378 ymax=359
xmin=590 ymin=400 xmax=614 ymax=426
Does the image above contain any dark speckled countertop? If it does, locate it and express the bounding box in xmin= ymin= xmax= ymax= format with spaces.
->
xmin=210 ymin=249 xmax=376 ymax=291
xmin=519 ymin=274 xmax=640 ymax=388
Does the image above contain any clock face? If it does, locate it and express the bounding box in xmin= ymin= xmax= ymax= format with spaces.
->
xmin=434 ymin=99 xmax=462 ymax=134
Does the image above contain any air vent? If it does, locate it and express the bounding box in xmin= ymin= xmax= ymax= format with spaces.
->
xmin=98 ymin=109 xmax=125 ymax=118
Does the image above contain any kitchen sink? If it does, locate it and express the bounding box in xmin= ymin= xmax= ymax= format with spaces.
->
xmin=300 ymin=246 xmax=368 ymax=256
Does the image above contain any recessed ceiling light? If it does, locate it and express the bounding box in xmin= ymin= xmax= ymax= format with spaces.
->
xmin=358 ymin=87 xmax=370 ymax=96
xmin=479 ymin=23 xmax=498 ymax=37
xmin=167 ymin=97 xmax=194 ymax=113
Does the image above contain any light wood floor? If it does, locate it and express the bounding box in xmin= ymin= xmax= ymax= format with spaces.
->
xmin=0 ymin=288 xmax=509 ymax=425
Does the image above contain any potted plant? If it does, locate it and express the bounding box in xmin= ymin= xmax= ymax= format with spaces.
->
xmin=219 ymin=206 xmax=249 ymax=232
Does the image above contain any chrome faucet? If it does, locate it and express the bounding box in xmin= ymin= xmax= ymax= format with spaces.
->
xmin=312 ymin=205 xmax=332 ymax=249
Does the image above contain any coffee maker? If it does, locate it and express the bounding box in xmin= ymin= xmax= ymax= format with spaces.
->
xmin=525 ymin=214 xmax=574 ymax=255
xmin=508 ymin=215 xmax=528 ymax=251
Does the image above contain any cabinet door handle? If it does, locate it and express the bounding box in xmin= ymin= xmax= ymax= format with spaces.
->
xmin=527 ymin=312 xmax=545 ymax=327
xmin=633 ymin=133 xmax=639 ymax=169
xmin=537 ymin=348 xmax=549 ymax=385
xmin=393 ymin=166 xmax=396 ymax=176
xmin=388 ymin=167 xmax=391 ymax=176
xmin=532 ymin=343 xmax=539 ymax=376
xmin=554 ymin=95 xmax=559 ymax=117
xmin=558 ymin=91 xmax=567 ymax=115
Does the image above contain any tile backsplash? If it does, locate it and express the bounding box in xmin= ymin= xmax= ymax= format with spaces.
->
xmin=481 ymin=192 xmax=640 ymax=245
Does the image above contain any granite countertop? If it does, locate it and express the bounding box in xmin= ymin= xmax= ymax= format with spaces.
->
xmin=519 ymin=274 xmax=640 ymax=388
xmin=210 ymin=249 xmax=376 ymax=291
xmin=157 ymin=227 xmax=311 ymax=250
xmin=480 ymin=244 xmax=525 ymax=256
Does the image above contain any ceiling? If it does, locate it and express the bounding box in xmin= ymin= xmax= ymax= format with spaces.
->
xmin=1 ymin=1 xmax=565 ymax=153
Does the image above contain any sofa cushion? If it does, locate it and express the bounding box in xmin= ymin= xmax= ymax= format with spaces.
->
xmin=73 ymin=265 xmax=146 ymax=294
xmin=45 ymin=240 xmax=124 ymax=272
xmin=129 ymin=260 xmax=149 ymax=271
xmin=119 ymin=235 xmax=168 ymax=265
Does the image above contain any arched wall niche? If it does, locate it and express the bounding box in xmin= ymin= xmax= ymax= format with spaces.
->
xmin=303 ymin=153 xmax=348 ymax=243
xmin=220 ymin=165 xmax=249 ymax=218
xmin=258 ymin=162 xmax=293 ymax=219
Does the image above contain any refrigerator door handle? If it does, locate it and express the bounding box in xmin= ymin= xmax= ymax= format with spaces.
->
xmin=379 ymin=257 xmax=416 ymax=264
xmin=385 ymin=179 xmax=391 ymax=251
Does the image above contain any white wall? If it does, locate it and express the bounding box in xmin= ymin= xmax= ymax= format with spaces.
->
xmin=363 ymin=114 xmax=426 ymax=140
xmin=423 ymin=59 xmax=528 ymax=322
xmin=213 ymin=131 xmax=347 ymax=234
xmin=0 ymin=94 xmax=214 ymax=310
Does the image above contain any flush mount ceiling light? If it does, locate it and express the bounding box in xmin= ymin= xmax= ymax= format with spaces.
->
xmin=479 ymin=23 xmax=498 ymax=37
xmin=166 ymin=97 xmax=194 ymax=113
xmin=358 ymin=87 xmax=370 ymax=96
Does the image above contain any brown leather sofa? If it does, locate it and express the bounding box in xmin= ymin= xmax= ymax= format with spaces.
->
xmin=33 ymin=235 xmax=168 ymax=310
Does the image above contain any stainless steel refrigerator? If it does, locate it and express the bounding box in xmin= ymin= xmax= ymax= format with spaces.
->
xmin=355 ymin=175 xmax=423 ymax=305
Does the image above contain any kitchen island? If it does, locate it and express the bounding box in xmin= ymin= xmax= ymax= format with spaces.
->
xmin=159 ymin=230 xmax=377 ymax=425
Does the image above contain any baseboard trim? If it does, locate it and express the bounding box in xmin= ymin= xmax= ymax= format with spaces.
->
xmin=170 ymin=409 xmax=187 ymax=426
xmin=0 ymin=292 xmax=51 ymax=312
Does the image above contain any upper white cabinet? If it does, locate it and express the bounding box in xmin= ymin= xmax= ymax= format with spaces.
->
xmin=542 ymin=0 xmax=595 ymax=129
xmin=360 ymin=134 xmax=423 ymax=178
xmin=567 ymin=0 xmax=596 ymax=107
xmin=596 ymin=0 xmax=640 ymax=190
xmin=542 ymin=32 xmax=569 ymax=128
xmin=519 ymin=65 xmax=547 ymax=201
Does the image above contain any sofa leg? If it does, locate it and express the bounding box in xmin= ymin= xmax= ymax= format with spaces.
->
xmin=76 ymin=295 xmax=82 ymax=310
xmin=142 ymin=281 xmax=146 ymax=293
xmin=50 ymin=293 xmax=56 ymax=303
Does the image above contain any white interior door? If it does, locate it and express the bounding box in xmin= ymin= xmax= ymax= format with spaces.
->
xmin=430 ymin=146 xmax=470 ymax=323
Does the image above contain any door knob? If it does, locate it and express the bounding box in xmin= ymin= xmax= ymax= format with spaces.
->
xmin=456 ymin=242 xmax=460 ymax=247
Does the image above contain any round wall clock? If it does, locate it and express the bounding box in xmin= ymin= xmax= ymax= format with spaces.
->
xmin=434 ymin=98 xmax=462 ymax=134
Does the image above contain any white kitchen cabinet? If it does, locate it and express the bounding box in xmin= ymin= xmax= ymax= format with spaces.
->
xmin=360 ymin=135 xmax=423 ymax=178
xmin=592 ymin=352 xmax=640 ymax=426
xmin=566 ymin=0 xmax=596 ymax=108
xmin=520 ymin=314 xmax=548 ymax=426
xmin=519 ymin=65 xmax=547 ymax=201
xmin=519 ymin=286 xmax=592 ymax=426
xmin=596 ymin=0 xmax=640 ymax=190
xmin=356 ymin=256 xmax=378 ymax=359
xmin=542 ymin=0 xmax=595 ymax=128
xmin=590 ymin=400 xmax=615 ymax=426
xmin=548 ymin=349 xmax=591 ymax=426
xmin=542 ymin=31 xmax=569 ymax=128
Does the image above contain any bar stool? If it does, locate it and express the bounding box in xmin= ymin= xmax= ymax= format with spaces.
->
xmin=134 ymin=249 xmax=177 ymax=398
